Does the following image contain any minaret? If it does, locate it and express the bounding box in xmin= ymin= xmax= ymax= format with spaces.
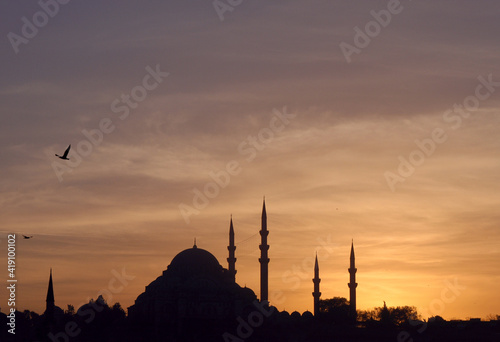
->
xmin=259 ymin=198 xmax=269 ymax=303
xmin=46 ymin=268 xmax=55 ymax=318
xmin=312 ymin=253 xmax=321 ymax=316
xmin=227 ymin=216 xmax=237 ymax=282
xmin=348 ymin=240 xmax=357 ymax=319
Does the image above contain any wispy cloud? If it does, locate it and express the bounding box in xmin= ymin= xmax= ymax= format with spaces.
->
xmin=0 ymin=0 xmax=499 ymax=319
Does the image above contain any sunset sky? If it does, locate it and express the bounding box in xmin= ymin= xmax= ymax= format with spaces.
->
xmin=1 ymin=1 xmax=499 ymax=320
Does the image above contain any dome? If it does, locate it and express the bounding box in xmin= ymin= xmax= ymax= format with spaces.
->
xmin=167 ymin=245 xmax=223 ymax=279
xmin=128 ymin=244 xmax=259 ymax=331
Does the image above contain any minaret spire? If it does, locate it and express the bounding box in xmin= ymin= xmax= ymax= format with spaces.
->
xmin=46 ymin=268 xmax=55 ymax=305
xmin=259 ymin=198 xmax=270 ymax=303
xmin=348 ymin=240 xmax=358 ymax=319
xmin=227 ymin=215 xmax=237 ymax=282
xmin=45 ymin=268 xmax=55 ymax=319
xmin=312 ymin=253 xmax=321 ymax=316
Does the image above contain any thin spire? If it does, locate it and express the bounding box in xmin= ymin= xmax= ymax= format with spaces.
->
xmin=314 ymin=252 xmax=319 ymax=273
xmin=228 ymin=215 xmax=237 ymax=282
xmin=350 ymin=239 xmax=355 ymax=262
xmin=348 ymin=240 xmax=357 ymax=319
xmin=193 ymin=238 xmax=197 ymax=248
xmin=229 ymin=216 xmax=234 ymax=238
xmin=45 ymin=268 xmax=55 ymax=321
xmin=261 ymin=197 xmax=267 ymax=231
xmin=46 ymin=268 xmax=54 ymax=304
xmin=44 ymin=268 xmax=56 ymax=322
xmin=259 ymin=197 xmax=270 ymax=303
xmin=312 ymin=253 xmax=321 ymax=316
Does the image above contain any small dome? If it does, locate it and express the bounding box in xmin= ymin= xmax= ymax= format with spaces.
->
xmin=302 ymin=311 xmax=313 ymax=319
xmin=167 ymin=247 xmax=223 ymax=279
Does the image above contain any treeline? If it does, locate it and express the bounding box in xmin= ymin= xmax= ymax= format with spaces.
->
xmin=1 ymin=296 xmax=499 ymax=342
xmin=0 ymin=296 xmax=129 ymax=342
xmin=318 ymin=297 xmax=419 ymax=326
xmin=314 ymin=297 xmax=500 ymax=342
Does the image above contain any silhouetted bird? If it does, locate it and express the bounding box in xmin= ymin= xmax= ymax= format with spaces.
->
xmin=55 ymin=145 xmax=71 ymax=160
xmin=23 ymin=235 xmax=33 ymax=239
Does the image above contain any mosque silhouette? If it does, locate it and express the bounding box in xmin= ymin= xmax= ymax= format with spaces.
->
xmin=22 ymin=200 xmax=499 ymax=341
xmin=41 ymin=199 xmax=358 ymax=341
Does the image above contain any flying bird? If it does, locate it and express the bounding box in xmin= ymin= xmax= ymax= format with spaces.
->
xmin=23 ymin=235 xmax=33 ymax=239
xmin=55 ymin=145 xmax=71 ymax=160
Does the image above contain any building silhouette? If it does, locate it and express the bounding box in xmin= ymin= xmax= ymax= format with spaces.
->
xmin=29 ymin=203 xmax=500 ymax=342
xmin=36 ymin=202 xmax=365 ymax=341
xmin=127 ymin=216 xmax=260 ymax=340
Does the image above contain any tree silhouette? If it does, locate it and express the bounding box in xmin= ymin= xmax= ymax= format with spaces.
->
xmin=371 ymin=302 xmax=420 ymax=327
xmin=357 ymin=308 xmax=377 ymax=323
xmin=318 ymin=297 xmax=351 ymax=324
xmin=357 ymin=302 xmax=420 ymax=328
xmin=65 ymin=304 xmax=75 ymax=316
xmin=74 ymin=296 xmax=127 ymax=342
xmin=378 ymin=301 xmax=391 ymax=325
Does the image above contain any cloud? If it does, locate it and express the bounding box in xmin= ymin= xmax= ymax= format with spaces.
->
xmin=1 ymin=0 xmax=500 ymax=319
